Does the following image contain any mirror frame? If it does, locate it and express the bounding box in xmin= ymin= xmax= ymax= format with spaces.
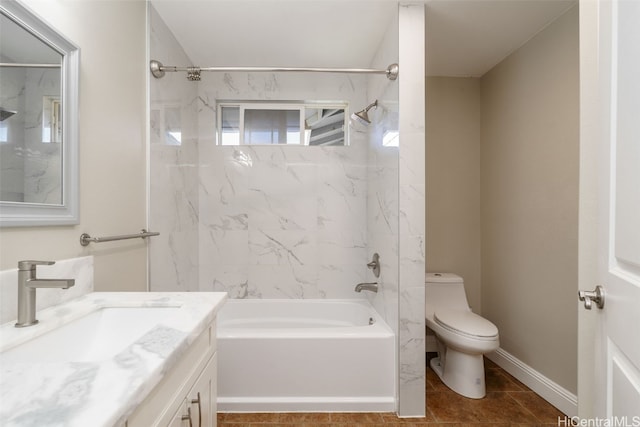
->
xmin=0 ymin=0 xmax=79 ymax=227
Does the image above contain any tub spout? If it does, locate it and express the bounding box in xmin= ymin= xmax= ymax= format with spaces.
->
xmin=355 ymin=282 xmax=378 ymax=293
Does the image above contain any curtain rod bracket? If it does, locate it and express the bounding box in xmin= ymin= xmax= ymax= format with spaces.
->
xmin=150 ymin=59 xmax=165 ymax=78
xmin=386 ymin=63 xmax=399 ymax=81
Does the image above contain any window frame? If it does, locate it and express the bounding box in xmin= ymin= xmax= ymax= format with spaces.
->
xmin=216 ymin=100 xmax=349 ymax=146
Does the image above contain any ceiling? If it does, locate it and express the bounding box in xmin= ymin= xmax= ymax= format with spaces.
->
xmin=0 ymin=14 xmax=62 ymax=64
xmin=151 ymin=0 xmax=398 ymax=69
xmin=425 ymin=0 xmax=576 ymax=77
xmin=151 ymin=0 xmax=576 ymax=78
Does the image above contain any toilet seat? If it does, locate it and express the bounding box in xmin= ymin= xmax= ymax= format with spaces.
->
xmin=434 ymin=309 xmax=498 ymax=340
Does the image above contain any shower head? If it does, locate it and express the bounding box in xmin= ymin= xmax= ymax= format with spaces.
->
xmin=0 ymin=108 xmax=17 ymax=122
xmin=351 ymin=100 xmax=378 ymax=125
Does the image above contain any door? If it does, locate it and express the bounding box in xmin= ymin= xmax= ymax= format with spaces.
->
xmin=579 ymin=0 xmax=640 ymax=419
xmin=187 ymin=354 xmax=217 ymax=427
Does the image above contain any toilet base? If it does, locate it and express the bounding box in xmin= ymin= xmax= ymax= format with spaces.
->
xmin=430 ymin=350 xmax=487 ymax=399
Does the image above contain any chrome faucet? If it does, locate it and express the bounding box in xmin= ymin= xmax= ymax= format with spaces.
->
xmin=355 ymin=282 xmax=378 ymax=293
xmin=16 ymin=260 xmax=75 ymax=328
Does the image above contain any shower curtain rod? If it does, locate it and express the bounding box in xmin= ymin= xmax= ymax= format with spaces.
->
xmin=149 ymin=59 xmax=399 ymax=81
xmin=0 ymin=62 xmax=60 ymax=68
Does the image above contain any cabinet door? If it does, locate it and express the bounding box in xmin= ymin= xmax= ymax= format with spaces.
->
xmin=167 ymin=399 xmax=188 ymax=427
xmin=186 ymin=355 xmax=217 ymax=427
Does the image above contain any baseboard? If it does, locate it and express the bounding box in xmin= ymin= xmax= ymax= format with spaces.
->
xmin=218 ymin=396 xmax=396 ymax=412
xmin=487 ymin=348 xmax=578 ymax=417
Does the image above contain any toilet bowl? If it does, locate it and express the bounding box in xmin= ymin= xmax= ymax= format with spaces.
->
xmin=425 ymin=273 xmax=499 ymax=399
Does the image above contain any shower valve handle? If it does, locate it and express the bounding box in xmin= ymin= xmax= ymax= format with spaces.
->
xmin=367 ymin=253 xmax=380 ymax=278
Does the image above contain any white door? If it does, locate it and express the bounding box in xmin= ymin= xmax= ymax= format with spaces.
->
xmin=579 ymin=0 xmax=640 ymax=419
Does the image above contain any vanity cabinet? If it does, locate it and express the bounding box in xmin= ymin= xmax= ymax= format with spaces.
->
xmin=167 ymin=356 xmax=217 ymax=427
xmin=127 ymin=321 xmax=217 ymax=427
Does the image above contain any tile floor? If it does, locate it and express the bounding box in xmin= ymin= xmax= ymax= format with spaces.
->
xmin=218 ymin=356 xmax=566 ymax=426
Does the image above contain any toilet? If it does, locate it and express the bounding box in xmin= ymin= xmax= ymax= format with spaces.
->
xmin=425 ymin=272 xmax=499 ymax=399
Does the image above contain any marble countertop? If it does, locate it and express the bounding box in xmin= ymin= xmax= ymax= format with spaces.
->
xmin=0 ymin=292 xmax=227 ymax=427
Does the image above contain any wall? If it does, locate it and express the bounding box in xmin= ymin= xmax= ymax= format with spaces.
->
xmin=425 ymin=77 xmax=482 ymax=313
xmin=0 ymin=1 xmax=148 ymax=292
xmin=480 ymin=6 xmax=579 ymax=394
xmin=366 ymin=3 xmax=399 ymax=343
xmin=148 ymin=5 xmax=200 ymax=292
xmin=397 ymin=3 xmax=426 ymax=416
xmin=148 ymin=9 xmax=374 ymax=299
xmin=195 ymin=74 xmax=371 ymax=299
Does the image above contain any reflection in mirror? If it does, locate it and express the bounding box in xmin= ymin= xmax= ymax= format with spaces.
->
xmin=0 ymin=12 xmax=63 ymax=203
xmin=42 ymin=95 xmax=62 ymax=144
xmin=0 ymin=0 xmax=79 ymax=226
xmin=218 ymin=101 xmax=348 ymax=146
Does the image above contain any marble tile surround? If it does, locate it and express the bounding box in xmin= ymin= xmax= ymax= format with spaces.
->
xmin=194 ymin=73 xmax=372 ymax=300
xmin=0 ymin=256 xmax=94 ymax=325
xmin=149 ymin=5 xmax=372 ymax=298
xmin=397 ymin=4 xmax=426 ymax=416
xmin=148 ymin=3 xmax=425 ymax=416
xmin=366 ymin=6 xmax=400 ymax=345
xmin=149 ymin=5 xmax=200 ymax=292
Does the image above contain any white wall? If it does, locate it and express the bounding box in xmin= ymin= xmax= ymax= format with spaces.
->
xmin=480 ymin=6 xmax=579 ymax=394
xmin=0 ymin=1 xmax=148 ymax=292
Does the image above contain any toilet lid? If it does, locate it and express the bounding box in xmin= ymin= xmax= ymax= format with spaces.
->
xmin=434 ymin=309 xmax=499 ymax=338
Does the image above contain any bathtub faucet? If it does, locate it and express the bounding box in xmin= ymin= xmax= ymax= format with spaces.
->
xmin=355 ymin=282 xmax=378 ymax=293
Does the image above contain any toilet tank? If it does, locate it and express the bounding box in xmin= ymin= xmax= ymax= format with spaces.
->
xmin=425 ymin=273 xmax=470 ymax=318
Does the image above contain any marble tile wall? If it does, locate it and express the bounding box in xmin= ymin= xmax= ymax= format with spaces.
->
xmin=397 ymin=3 xmax=426 ymax=417
xmin=0 ymin=256 xmax=94 ymax=325
xmin=365 ymin=7 xmax=400 ymax=349
xmin=196 ymin=73 xmax=372 ymax=299
xmin=149 ymin=8 xmax=376 ymax=299
xmin=149 ymin=5 xmax=200 ymax=292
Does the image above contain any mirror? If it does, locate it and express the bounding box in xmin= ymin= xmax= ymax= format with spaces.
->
xmin=0 ymin=0 xmax=79 ymax=227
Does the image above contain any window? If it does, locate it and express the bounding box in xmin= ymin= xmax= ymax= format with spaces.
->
xmin=41 ymin=96 xmax=61 ymax=143
xmin=217 ymin=101 xmax=348 ymax=146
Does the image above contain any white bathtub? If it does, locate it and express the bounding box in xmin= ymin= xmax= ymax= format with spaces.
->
xmin=217 ymin=299 xmax=396 ymax=412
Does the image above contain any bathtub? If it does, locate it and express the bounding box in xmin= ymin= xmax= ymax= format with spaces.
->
xmin=216 ymin=299 xmax=396 ymax=412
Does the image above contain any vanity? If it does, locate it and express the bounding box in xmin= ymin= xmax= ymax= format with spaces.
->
xmin=0 ymin=292 xmax=227 ymax=426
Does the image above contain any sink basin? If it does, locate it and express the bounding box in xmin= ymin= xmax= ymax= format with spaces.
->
xmin=0 ymin=306 xmax=180 ymax=363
